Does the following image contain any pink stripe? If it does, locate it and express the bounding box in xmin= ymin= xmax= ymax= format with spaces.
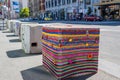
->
xmin=42 ymin=47 xmax=98 ymax=59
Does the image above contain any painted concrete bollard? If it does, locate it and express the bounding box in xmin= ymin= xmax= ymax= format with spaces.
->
xmin=21 ymin=24 xmax=42 ymax=54
xmin=18 ymin=22 xmax=38 ymax=40
xmin=42 ymin=25 xmax=100 ymax=79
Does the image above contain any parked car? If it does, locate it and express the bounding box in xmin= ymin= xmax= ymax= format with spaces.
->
xmin=44 ymin=17 xmax=52 ymax=21
xmin=84 ymin=15 xmax=103 ymax=21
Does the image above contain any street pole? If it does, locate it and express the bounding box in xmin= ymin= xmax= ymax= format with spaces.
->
xmin=78 ymin=0 xmax=84 ymax=19
xmin=78 ymin=0 xmax=79 ymax=14
xmin=3 ymin=18 xmax=4 ymax=30
xmin=119 ymin=5 xmax=120 ymax=20
xmin=8 ymin=0 xmax=11 ymax=19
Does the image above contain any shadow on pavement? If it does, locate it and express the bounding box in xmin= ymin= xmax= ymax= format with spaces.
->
xmin=6 ymin=49 xmax=41 ymax=58
xmin=9 ymin=39 xmax=21 ymax=42
xmin=21 ymin=65 xmax=96 ymax=80
xmin=6 ymin=34 xmax=18 ymax=37
xmin=2 ymin=31 xmax=12 ymax=33
xmin=0 ymin=28 xmax=7 ymax=31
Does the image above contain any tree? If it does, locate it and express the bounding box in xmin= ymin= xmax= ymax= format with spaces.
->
xmin=87 ymin=7 xmax=92 ymax=15
xmin=20 ymin=8 xmax=30 ymax=18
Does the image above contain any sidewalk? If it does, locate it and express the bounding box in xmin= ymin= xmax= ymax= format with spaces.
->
xmin=0 ymin=30 xmax=119 ymax=80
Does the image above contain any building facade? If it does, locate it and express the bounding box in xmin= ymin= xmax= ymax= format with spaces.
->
xmin=28 ymin=0 xmax=40 ymax=18
xmin=39 ymin=0 xmax=45 ymax=19
xmin=94 ymin=0 xmax=120 ymax=20
xmin=10 ymin=0 xmax=20 ymax=18
xmin=5 ymin=0 xmax=21 ymax=19
xmin=28 ymin=0 xmax=32 ymax=17
xmin=19 ymin=0 xmax=28 ymax=8
xmin=45 ymin=0 xmax=100 ymax=20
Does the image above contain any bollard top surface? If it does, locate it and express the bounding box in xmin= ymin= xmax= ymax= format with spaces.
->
xmin=44 ymin=24 xmax=100 ymax=29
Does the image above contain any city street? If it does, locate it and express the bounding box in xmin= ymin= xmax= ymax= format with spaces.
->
xmin=0 ymin=20 xmax=120 ymax=80
xmin=0 ymin=0 xmax=120 ymax=79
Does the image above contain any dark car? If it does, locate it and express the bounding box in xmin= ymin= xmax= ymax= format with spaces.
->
xmin=84 ymin=15 xmax=103 ymax=21
xmin=32 ymin=18 xmax=38 ymax=20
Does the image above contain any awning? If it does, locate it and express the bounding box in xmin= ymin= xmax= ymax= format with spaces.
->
xmin=94 ymin=1 xmax=120 ymax=6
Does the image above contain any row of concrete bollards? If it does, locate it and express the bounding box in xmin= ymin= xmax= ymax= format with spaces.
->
xmin=6 ymin=19 xmax=100 ymax=80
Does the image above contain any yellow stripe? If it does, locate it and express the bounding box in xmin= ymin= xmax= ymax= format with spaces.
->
xmin=42 ymin=40 xmax=99 ymax=49
xmin=42 ymin=32 xmax=99 ymax=37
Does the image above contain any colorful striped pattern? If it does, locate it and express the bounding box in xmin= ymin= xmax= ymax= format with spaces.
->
xmin=42 ymin=26 xmax=100 ymax=79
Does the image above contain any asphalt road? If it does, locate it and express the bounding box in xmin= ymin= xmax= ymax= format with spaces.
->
xmin=0 ymin=21 xmax=120 ymax=80
xmin=27 ymin=20 xmax=120 ymax=26
xmin=20 ymin=19 xmax=120 ymax=26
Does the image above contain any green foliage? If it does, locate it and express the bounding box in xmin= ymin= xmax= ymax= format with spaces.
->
xmin=87 ymin=7 xmax=92 ymax=15
xmin=20 ymin=8 xmax=30 ymax=18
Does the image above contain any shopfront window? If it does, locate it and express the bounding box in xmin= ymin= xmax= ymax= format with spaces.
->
xmin=72 ymin=0 xmax=77 ymax=3
xmin=85 ymin=0 xmax=91 ymax=5
xmin=58 ymin=0 xmax=61 ymax=5
xmin=62 ymin=0 xmax=65 ymax=5
xmin=48 ymin=1 xmax=50 ymax=8
xmin=55 ymin=0 xmax=57 ymax=6
xmin=67 ymin=0 xmax=71 ymax=4
xmin=45 ymin=2 xmax=48 ymax=8
xmin=101 ymin=5 xmax=120 ymax=20
xmin=51 ymin=0 xmax=54 ymax=7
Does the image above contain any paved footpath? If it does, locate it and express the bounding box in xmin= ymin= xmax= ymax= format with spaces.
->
xmin=0 ymin=30 xmax=119 ymax=80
